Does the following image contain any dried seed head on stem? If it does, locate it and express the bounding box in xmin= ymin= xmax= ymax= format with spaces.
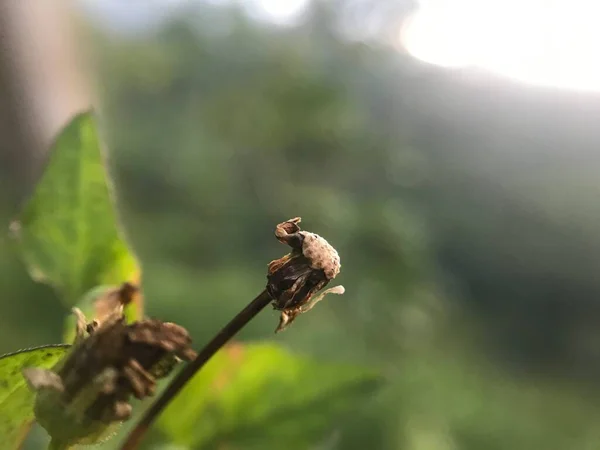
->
xmin=22 ymin=282 xmax=196 ymax=447
xmin=119 ymin=217 xmax=344 ymax=449
xmin=268 ymin=217 xmax=344 ymax=332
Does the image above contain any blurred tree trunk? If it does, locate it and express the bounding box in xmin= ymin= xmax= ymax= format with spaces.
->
xmin=0 ymin=1 xmax=91 ymax=223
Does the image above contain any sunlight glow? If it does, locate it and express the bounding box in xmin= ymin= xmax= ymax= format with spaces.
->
xmin=250 ymin=0 xmax=307 ymax=23
xmin=400 ymin=0 xmax=600 ymax=91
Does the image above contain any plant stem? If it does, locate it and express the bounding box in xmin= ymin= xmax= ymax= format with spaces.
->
xmin=119 ymin=289 xmax=273 ymax=450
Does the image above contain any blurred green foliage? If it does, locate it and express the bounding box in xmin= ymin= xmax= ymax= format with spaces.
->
xmin=157 ymin=342 xmax=382 ymax=449
xmin=0 ymin=345 xmax=69 ymax=449
xmin=2 ymin=0 xmax=600 ymax=448
xmin=2 ymin=98 xmax=382 ymax=449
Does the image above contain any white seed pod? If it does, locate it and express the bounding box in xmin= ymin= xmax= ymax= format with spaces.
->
xmin=299 ymin=231 xmax=341 ymax=280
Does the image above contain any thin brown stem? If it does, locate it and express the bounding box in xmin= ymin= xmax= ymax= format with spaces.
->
xmin=119 ymin=289 xmax=273 ymax=450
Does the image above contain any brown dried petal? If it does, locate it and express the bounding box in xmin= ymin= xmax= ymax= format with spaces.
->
xmin=122 ymin=361 xmax=154 ymax=399
xmin=274 ymin=217 xmax=302 ymax=246
xmin=126 ymin=320 xmax=195 ymax=365
xmin=22 ymin=367 xmax=65 ymax=393
xmin=93 ymin=282 xmax=139 ymax=326
xmin=267 ymin=253 xmax=329 ymax=310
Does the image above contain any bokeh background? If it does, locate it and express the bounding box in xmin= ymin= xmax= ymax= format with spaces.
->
xmin=3 ymin=1 xmax=600 ymax=449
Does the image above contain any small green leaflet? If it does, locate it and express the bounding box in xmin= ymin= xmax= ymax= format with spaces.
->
xmin=0 ymin=344 xmax=70 ymax=450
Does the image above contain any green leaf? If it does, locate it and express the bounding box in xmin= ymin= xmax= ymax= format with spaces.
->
xmin=0 ymin=345 xmax=70 ymax=450
xmin=15 ymin=111 xmax=138 ymax=306
xmin=157 ymin=343 xmax=383 ymax=449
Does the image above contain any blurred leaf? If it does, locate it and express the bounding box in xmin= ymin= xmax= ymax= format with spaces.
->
xmin=0 ymin=345 xmax=70 ymax=450
xmin=15 ymin=111 xmax=138 ymax=306
xmin=158 ymin=342 xmax=383 ymax=449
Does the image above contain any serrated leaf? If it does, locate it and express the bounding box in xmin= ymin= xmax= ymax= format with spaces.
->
xmin=15 ymin=111 xmax=138 ymax=306
xmin=0 ymin=345 xmax=70 ymax=450
xmin=157 ymin=343 xmax=383 ymax=449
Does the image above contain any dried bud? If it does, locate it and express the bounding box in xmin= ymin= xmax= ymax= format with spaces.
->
xmin=22 ymin=306 xmax=196 ymax=446
xmin=267 ymin=217 xmax=344 ymax=332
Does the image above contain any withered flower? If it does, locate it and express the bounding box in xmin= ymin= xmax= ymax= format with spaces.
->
xmin=267 ymin=217 xmax=345 ymax=332
xmin=22 ymin=283 xmax=196 ymax=447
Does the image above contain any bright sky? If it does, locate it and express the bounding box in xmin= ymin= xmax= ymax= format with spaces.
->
xmin=80 ymin=0 xmax=600 ymax=91
xmin=249 ymin=0 xmax=307 ymax=23
xmin=400 ymin=0 xmax=600 ymax=91
xmin=78 ymin=0 xmax=308 ymax=29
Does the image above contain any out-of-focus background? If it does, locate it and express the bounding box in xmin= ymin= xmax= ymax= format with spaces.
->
xmin=3 ymin=0 xmax=600 ymax=449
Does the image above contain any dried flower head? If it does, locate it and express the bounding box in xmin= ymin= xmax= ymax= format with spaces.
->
xmin=267 ymin=217 xmax=344 ymax=332
xmin=22 ymin=284 xmax=196 ymax=446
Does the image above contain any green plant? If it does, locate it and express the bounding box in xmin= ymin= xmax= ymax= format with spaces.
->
xmin=0 ymin=111 xmax=382 ymax=450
